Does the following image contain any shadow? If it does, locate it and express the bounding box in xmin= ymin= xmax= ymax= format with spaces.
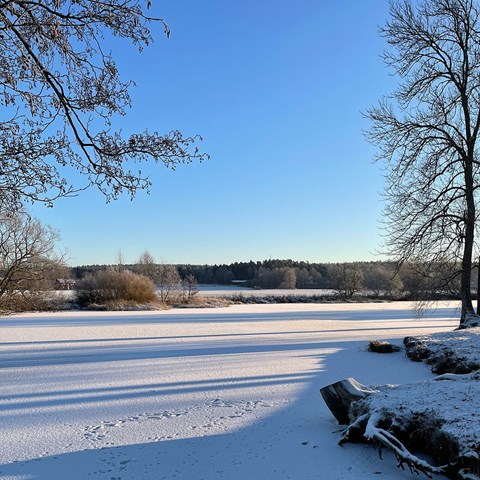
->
xmin=0 ymin=326 xmax=453 ymax=369
xmin=0 ymin=429 xmax=341 ymax=480
xmin=0 ymin=337 xmax=443 ymax=480
xmin=0 ymin=304 xmax=453 ymax=480
xmin=0 ymin=305 xmax=459 ymax=327
xmin=0 ymin=372 xmax=316 ymax=413
xmin=0 ymin=339 xmax=341 ymax=369
xmin=0 ymin=322 xmax=456 ymax=348
xmin=0 ymin=373 xmax=313 ymax=403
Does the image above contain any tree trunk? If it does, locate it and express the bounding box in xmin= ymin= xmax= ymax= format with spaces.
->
xmin=320 ymin=378 xmax=374 ymax=425
xmin=460 ymin=157 xmax=477 ymax=326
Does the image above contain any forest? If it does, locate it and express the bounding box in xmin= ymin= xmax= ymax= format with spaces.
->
xmin=72 ymin=258 xmax=470 ymax=301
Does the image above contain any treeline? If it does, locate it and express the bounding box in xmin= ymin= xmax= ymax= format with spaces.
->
xmin=73 ymin=259 xmax=337 ymax=288
xmin=72 ymin=259 xmax=469 ymax=300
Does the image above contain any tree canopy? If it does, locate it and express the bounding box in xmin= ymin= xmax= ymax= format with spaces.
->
xmin=0 ymin=0 xmax=207 ymax=212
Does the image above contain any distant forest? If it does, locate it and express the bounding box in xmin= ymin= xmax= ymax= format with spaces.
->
xmin=72 ymin=259 xmax=468 ymax=300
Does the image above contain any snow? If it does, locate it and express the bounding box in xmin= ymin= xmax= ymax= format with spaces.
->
xmin=197 ymin=285 xmax=336 ymax=297
xmin=407 ymin=326 xmax=480 ymax=371
xmin=360 ymin=376 xmax=480 ymax=457
xmin=343 ymin=378 xmax=378 ymax=396
xmin=0 ymin=301 xmax=459 ymax=479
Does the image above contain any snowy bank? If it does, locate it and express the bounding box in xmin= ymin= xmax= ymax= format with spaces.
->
xmin=405 ymin=327 xmax=480 ymax=374
xmin=334 ymin=323 xmax=480 ymax=479
xmin=342 ymin=376 xmax=480 ymax=479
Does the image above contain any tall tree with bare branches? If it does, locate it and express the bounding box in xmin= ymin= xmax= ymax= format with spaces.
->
xmin=0 ymin=1 xmax=207 ymax=212
xmin=368 ymin=0 xmax=480 ymax=326
xmin=0 ymin=213 xmax=65 ymax=310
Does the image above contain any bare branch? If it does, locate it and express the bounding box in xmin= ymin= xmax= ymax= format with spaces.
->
xmin=0 ymin=1 xmax=208 ymax=211
xmin=368 ymin=0 xmax=480 ymax=323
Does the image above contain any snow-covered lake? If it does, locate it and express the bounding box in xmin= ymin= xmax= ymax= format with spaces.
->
xmin=0 ymin=301 xmax=458 ymax=479
xmin=197 ymin=284 xmax=336 ymax=297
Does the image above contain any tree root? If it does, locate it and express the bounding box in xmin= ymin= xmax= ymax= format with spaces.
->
xmin=340 ymin=411 xmax=445 ymax=478
xmin=433 ymin=369 xmax=480 ymax=381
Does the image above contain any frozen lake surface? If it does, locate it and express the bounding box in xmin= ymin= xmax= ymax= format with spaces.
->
xmin=0 ymin=301 xmax=459 ymax=479
xmin=197 ymin=284 xmax=336 ymax=297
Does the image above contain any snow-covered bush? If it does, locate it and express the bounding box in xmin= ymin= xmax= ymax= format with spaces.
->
xmin=404 ymin=329 xmax=480 ymax=374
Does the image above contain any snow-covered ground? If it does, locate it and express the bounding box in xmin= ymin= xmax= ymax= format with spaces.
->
xmin=197 ymin=284 xmax=336 ymax=297
xmin=0 ymin=301 xmax=459 ymax=479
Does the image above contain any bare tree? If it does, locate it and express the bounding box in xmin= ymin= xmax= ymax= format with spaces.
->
xmin=182 ymin=274 xmax=198 ymax=303
xmin=135 ymin=251 xmax=180 ymax=303
xmin=136 ymin=250 xmax=157 ymax=280
xmin=332 ymin=264 xmax=364 ymax=300
xmin=0 ymin=214 xmax=65 ymax=310
xmin=367 ymin=0 xmax=480 ymax=326
xmin=279 ymin=267 xmax=297 ymax=289
xmin=363 ymin=264 xmax=403 ymax=298
xmin=295 ymin=268 xmax=310 ymax=289
xmin=115 ymin=249 xmax=125 ymax=273
xmin=0 ymin=1 xmax=208 ymax=213
xmin=255 ymin=267 xmax=297 ymax=289
xmin=157 ymin=263 xmax=181 ymax=304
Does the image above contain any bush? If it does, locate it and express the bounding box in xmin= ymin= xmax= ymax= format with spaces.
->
xmin=76 ymin=269 xmax=157 ymax=307
xmin=0 ymin=291 xmax=67 ymax=313
xmin=367 ymin=339 xmax=401 ymax=353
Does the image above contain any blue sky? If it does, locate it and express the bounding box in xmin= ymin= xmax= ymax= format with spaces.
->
xmin=32 ymin=0 xmax=395 ymax=266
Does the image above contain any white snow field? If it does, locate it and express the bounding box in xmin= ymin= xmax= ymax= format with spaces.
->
xmin=0 ymin=301 xmax=459 ymax=480
xmin=197 ymin=285 xmax=336 ymax=297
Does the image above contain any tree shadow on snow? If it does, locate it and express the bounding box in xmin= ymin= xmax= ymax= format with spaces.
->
xmin=0 ymin=327 xmax=455 ymax=369
xmin=0 ymin=335 xmax=444 ymax=480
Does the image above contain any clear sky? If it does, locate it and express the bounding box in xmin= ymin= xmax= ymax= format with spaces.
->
xmin=31 ymin=0 xmax=396 ymax=266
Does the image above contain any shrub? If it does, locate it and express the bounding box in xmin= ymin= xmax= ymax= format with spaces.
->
xmin=0 ymin=291 xmax=67 ymax=313
xmin=367 ymin=339 xmax=401 ymax=353
xmin=76 ymin=268 xmax=157 ymax=307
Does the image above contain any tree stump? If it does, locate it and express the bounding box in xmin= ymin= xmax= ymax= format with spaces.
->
xmin=320 ymin=377 xmax=375 ymax=424
xmin=321 ymin=378 xmax=446 ymax=478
